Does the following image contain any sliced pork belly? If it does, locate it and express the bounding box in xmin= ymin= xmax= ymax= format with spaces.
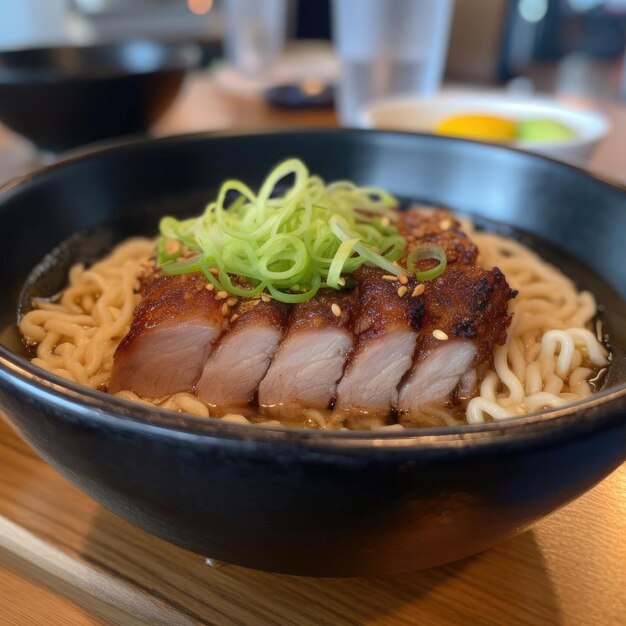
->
xmin=109 ymin=274 xmax=227 ymax=397
xmin=258 ymin=289 xmax=356 ymax=415
xmin=108 ymin=206 xmax=515 ymax=423
xmin=334 ymin=267 xmax=424 ymax=417
xmin=398 ymin=265 xmax=515 ymax=413
xmin=196 ymin=300 xmax=289 ymax=409
xmin=335 ymin=209 xmax=479 ymax=419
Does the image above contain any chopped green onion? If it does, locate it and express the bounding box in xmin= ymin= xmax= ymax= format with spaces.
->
xmin=157 ymin=158 xmax=448 ymax=302
xmin=327 ymin=238 xmax=359 ymax=288
xmin=267 ymin=274 xmax=322 ymax=303
xmin=160 ymin=255 xmax=204 ymax=275
xmin=407 ymin=246 xmax=448 ymax=281
xmin=158 ymin=159 xmax=407 ymax=302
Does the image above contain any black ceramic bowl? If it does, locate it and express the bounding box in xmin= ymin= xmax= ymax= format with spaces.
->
xmin=0 ymin=41 xmax=200 ymax=152
xmin=0 ymin=130 xmax=624 ymax=577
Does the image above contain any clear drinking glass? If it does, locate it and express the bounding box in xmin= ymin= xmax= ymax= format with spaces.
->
xmin=224 ymin=0 xmax=288 ymax=77
xmin=331 ymin=0 xmax=454 ymax=126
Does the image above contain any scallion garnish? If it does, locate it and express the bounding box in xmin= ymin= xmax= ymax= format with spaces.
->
xmin=156 ymin=159 xmax=447 ymax=302
xmin=407 ymin=246 xmax=448 ymax=281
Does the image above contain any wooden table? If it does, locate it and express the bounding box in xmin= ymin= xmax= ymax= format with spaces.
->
xmin=0 ymin=74 xmax=625 ymax=625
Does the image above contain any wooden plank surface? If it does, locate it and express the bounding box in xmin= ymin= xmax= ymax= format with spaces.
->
xmin=0 ymin=567 xmax=106 ymax=626
xmin=0 ymin=74 xmax=625 ymax=625
xmin=0 ymin=417 xmax=624 ymax=626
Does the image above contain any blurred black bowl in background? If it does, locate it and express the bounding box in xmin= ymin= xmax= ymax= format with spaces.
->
xmin=0 ymin=40 xmax=200 ymax=152
xmin=264 ymin=81 xmax=335 ymax=109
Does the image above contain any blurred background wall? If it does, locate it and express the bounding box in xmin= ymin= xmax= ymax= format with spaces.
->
xmin=0 ymin=0 xmax=624 ymax=99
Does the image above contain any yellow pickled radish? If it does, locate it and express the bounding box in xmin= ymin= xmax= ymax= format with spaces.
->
xmin=435 ymin=114 xmax=518 ymax=143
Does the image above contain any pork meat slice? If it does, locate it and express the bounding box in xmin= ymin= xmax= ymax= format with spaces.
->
xmin=398 ymin=340 xmax=477 ymax=409
xmin=109 ymin=274 xmax=227 ymax=397
xmin=334 ymin=267 xmax=424 ymax=417
xmin=258 ymin=289 xmax=356 ymax=415
xmin=397 ymin=265 xmax=515 ymax=412
xmin=196 ymin=299 xmax=289 ymax=409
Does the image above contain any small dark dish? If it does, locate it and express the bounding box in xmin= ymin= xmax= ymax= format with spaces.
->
xmin=0 ymin=40 xmax=200 ymax=152
xmin=0 ymin=130 xmax=624 ymax=577
xmin=264 ymin=81 xmax=335 ymax=109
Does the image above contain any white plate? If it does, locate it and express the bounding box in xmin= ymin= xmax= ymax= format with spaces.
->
xmin=361 ymin=91 xmax=610 ymax=163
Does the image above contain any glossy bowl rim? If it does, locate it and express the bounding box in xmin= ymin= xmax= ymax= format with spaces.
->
xmin=0 ymin=127 xmax=625 ymax=448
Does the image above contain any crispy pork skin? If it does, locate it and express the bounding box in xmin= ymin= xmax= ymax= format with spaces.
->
xmin=196 ymin=300 xmax=288 ymax=408
xmin=258 ymin=289 xmax=356 ymax=415
xmin=399 ymin=208 xmax=477 ymax=265
xmin=334 ymin=267 xmax=424 ymax=416
xmin=398 ymin=265 xmax=515 ymax=413
xmin=109 ymin=274 xmax=226 ymax=397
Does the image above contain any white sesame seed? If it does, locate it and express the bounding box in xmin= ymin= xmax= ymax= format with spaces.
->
xmin=381 ymin=216 xmax=390 ymax=227
xmin=397 ymin=286 xmax=408 ymax=297
xmin=412 ymin=284 xmax=425 ymax=297
xmin=230 ymin=313 xmax=239 ymax=323
xmin=331 ymin=303 xmax=342 ymax=317
xmin=398 ymin=275 xmax=408 ymax=285
xmin=433 ymin=329 xmax=449 ymax=341
xmin=382 ymin=275 xmax=398 ymax=281
xmin=226 ymin=297 xmax=238 ymax=307
xmin=221 ymin=303 xmax=229 ymax=316
xmin=439 ymin=218 xmax=453 ymax=230
xmin=216 ymin=290 xmax=228 ymax=300
xmin=337 ymin=277 xmax=346 ymax=286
